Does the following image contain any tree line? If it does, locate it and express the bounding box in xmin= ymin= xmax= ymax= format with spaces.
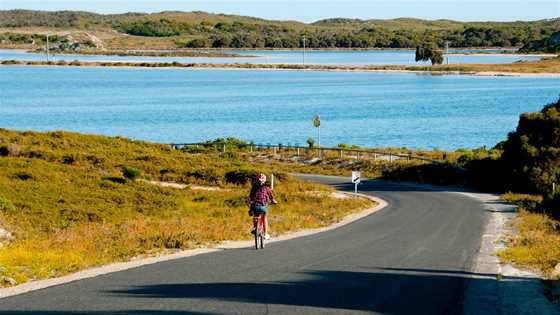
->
xmin=1 ymin=10 xmax=558 ymax=49
xmin=118 ymin=19 xmax=558 ymax=49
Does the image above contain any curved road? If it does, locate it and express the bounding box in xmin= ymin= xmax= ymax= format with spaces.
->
xmin=0 ymin=175 xmax=489 ymax=315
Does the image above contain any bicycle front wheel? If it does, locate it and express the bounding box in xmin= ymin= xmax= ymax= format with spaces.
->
xmin=254 ymin=225 xmax=259 ymax=250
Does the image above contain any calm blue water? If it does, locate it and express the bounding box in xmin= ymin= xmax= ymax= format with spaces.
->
xmin=0 ymin=66 xmax=558 ymax=150
xmin=0 ymin=49 xmax=543 ymax=66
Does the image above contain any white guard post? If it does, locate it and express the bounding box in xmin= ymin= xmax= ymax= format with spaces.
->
xmin=271 ymin=174 xmax=275 ymax=190
xmin=351 ymin=171 xmax=361 ymax=194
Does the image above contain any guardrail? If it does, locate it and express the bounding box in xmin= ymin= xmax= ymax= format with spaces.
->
xmin=169 ymin=142 xmax=444 ymax=165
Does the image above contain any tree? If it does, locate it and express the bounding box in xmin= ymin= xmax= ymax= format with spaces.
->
xmin=415 ymin=44 xmax=443 ymax=65
xmin=500 ymin=98 xmax=560 ymax=216
xmin=185 ymin=38 xmax=210 ymax=48
xmin=306 ymin=137 xmax=315 ymax=149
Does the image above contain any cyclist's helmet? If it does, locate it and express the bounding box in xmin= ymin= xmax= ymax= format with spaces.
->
xmin=256 ymin=173 xmax=266 ymax=185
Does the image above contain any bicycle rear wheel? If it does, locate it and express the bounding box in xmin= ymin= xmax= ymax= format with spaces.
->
xmin=259 ymin=216 xmax=265 ymax=249
xmin=254 ymin=221 xmax=259 ymax=250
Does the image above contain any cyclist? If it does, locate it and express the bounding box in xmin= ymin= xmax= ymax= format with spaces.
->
xmin=247 ymin=173 xmax=277 ymax=240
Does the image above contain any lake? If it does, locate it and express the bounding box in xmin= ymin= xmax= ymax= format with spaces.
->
xmin=0 ymin=66 xmax=558 ymax=150
xmin=0 ymin=48 xmax=544 ymax=66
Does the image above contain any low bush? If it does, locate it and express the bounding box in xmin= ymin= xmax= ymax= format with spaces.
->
xmin=0 ymin=144 xmax=23 ymax=157
xmin=183 ymin=168 xmax=221 ymax=185
xmin=225 ymin=169 xmax=257 ymax=185
xmin=122 ymin=166 xmax=141 ymax=180
xmin=0 ymin=196 xmax=16 ymax=214
xmin=14 ymin=172 xmax=33 ymax=181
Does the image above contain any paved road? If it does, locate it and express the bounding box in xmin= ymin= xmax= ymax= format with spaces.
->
xmin=0 ymin=175 xmax=489 ymax=315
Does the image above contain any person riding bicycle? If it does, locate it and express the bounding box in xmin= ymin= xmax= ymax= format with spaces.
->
xmin=247 ymin=173 xmax=277 ymax=240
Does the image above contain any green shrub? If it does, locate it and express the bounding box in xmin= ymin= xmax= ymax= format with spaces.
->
xmin=0 ymin=196 xmax=16 ymax=214
xmin=500 ymin=98 xmax=560 ymax=215
xmin=103 ymin=176 xmax=127 ymax=184
xmin=225 ymin=169 xmax=257 ymax=185
xmin=62 ymin=154 xmax=79 ymax=165
xmin=192 ymin=194 xmax=208 ymax=202
xmin=122 ymin=166 xmax=141 ymax=180
xmin=184 ymin=169 xmax=220 ymax=185
xmin=14 ymin=172 xmax=33 ymax=181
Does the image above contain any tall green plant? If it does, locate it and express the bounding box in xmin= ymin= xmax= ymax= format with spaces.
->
xmin=500 ymin=98 xmax=560 ymax=214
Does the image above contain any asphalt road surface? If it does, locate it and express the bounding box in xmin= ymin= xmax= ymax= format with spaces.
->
xmin=0 ymin=175 xmax=489 ymax=315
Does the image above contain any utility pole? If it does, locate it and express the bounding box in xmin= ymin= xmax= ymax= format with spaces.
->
xmin=445 ymin=41 xmax=449 ymax=65
xmin=302 ymin=35 xmax=306 ymax=66
xmin=46 ymin=34 xmax=50 ymax=62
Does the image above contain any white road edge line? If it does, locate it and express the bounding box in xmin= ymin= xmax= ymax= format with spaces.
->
xmin=0 ymin=193 xmax=387 ymax=299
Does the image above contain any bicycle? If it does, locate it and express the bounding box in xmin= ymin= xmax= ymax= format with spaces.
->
xmin=253 ymin=211 xmax=266 ymax=250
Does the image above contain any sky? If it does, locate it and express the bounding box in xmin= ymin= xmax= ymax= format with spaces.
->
xmin=1 ymin=0 xmax=559 ymax=22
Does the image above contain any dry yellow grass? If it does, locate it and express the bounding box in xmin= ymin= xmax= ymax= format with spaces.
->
xmin=499 ymin=208 xmax=560 ymax=277
xmin=0 ymin=130 xmax=373 ymax=285
xmin=420 ymin=57 xmax=560 ymax=74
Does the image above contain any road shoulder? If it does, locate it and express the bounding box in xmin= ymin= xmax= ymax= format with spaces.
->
xmin=461 ymin=191 xmax=560 ymax=315
xmin=377 ymin=180 xmax=559 ymax=314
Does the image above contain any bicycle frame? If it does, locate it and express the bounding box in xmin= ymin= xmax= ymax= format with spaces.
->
xmin=253 ymin=213 xmax=266 ymax=249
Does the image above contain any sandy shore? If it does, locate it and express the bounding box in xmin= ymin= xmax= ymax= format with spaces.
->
xmin=449 ymin=53 xmax=556 ymax=57
xmin=1 ymin=60 xmax=559 ymax=77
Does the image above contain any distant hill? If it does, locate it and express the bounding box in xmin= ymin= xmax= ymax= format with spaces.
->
xmin=0 ymin=10 xmax=559 ymax=50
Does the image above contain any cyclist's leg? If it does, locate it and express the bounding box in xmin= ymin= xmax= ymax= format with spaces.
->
xmin=263 ymin=214 xmax=268 ymax=236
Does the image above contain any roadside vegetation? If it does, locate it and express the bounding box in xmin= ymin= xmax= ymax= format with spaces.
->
xmin=0 ymin=10 xmax=558 ymax=50
xmin=0 ymin=129 xmax=372 ymax=286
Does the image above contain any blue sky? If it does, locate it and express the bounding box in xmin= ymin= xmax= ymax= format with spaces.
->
xmin=1 ymin=0 xmax=559 ymax=22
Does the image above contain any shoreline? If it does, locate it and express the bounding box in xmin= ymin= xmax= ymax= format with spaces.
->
xmin=0 ymin=45 xmax=557 ymax=57
xmin=2 ymin=59 xmax=559 ymax=77
xmin=26 ymin=49 xmax=257 ymax=58
xmin=0 ymin=46 xmax=554 ymax=57
xmin=0 ymin=46 xmax=519 ymax=52
xmin=448 ymin=52 xmax=555 ymax=57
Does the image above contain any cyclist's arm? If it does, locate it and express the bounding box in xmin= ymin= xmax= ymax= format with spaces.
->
xmin=268 ymin=188 xmax=278 ymax=204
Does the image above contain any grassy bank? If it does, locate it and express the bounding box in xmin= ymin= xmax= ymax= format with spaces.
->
xmin=417 ymin=56 xmax=560 ymax=74
xmin=1 ymin=56 xmax=559 ymax=74
xmin=0 ymin=130 xmax=372 ymax=286
xmin=499 ymin=194 xmax=560 ymax=279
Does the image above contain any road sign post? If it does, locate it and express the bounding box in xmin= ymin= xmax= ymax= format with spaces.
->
xmin=351 ymin=171 xmax=361 ymax=194
xmin=313 ymin=115 xmax=321 ymax=159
